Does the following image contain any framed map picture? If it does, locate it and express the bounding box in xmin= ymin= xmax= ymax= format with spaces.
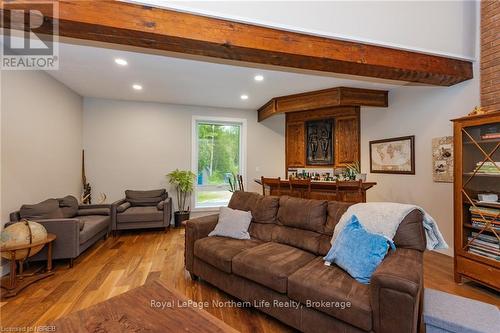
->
xmin=370 ymin=136 xmax=415 ymax=174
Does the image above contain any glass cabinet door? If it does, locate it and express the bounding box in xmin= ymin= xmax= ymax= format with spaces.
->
xmin=460 ymin=121 xmax=500 ymax=261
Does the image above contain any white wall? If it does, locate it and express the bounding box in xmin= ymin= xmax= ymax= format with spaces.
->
xmin=132 ymin=0 xmax=477 ymax=60
xmin=360 ymin=71 xmax=480 ymax=256
xmin=82 ymin=98 xmax=284 ymax=208
xmin=1 ymin=70 xmax=83 ymax=223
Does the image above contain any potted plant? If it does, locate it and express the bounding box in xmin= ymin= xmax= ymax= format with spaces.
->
xmin=166 ymin=169 xmax=196 ymax=227
xmin=345 ymin=161 xmax=366 ymax=181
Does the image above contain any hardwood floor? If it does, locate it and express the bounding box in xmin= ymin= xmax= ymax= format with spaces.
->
xmin=1 ymin=228 xmax=498 ymax=332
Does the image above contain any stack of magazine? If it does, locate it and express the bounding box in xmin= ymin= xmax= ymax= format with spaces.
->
xmin=467 ymin=232 xmax=500 ymax=261
xmin=480 ymin=124 xmax=499 ymax=140
xmin=472 ymin=161 xmax=500 ymax=175
xmin=469 ymin=206 xmax=500 ymax=232
xmin=468 ymin=206 xmax=500 ymax=260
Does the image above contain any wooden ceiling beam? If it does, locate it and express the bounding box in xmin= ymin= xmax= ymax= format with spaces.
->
xmin=258 ymin=87 xmax=388 ymax=122
xmin=1 ymin=1 xmax=472 ymax=86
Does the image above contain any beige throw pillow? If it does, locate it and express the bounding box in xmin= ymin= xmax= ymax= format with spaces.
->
xmin=209 ymin=207 xmax=252 ymax=239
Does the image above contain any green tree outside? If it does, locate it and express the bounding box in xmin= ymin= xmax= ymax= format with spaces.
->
xmin=197 ymin=122 xmax=240 ymax=185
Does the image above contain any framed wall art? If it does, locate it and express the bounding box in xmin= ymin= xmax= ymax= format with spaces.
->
xmin=432 ymin=136 xmax=453 ymax=182
xmin=306 ymin=119 xmax=334 ymax=165
xmin=369 ymin=136 xmax=415 ymax=174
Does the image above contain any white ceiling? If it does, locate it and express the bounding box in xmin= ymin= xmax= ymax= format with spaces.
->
xmin=129 ymin=0 xmax=477 ymax=61
xmin=47 ymin=41 xmax=401 ymax=110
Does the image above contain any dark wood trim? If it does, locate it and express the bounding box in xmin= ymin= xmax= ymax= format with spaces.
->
xmin=369 ymin=135 xmax=415 ymax=175
xmin=258 ymin=87 xmax=387 ymax=121
xmin=451 ymin=110 xmax=500 ymax=122
xmin=1 ymin=1 xmax=472 ymax=87
xmin=257 ymin=99 xmax=277 ymax=122
xmin=339 ymin=87 xmax=389 ymax=107
xmin=451 ymin=112 xmax=500 ymax=290
xmin=285 ymin=107 xmax=360 ymax=172
xmin=254 ymin=178 xmax=376 ymax=203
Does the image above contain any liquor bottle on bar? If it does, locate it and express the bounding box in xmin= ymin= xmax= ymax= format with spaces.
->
xmin=288 ymin=168 xmax=338 ymax=181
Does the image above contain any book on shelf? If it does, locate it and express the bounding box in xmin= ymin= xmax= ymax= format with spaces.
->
xmin=481 ymin=133 xmax=500 ymax=140
xmin=471 ymin=231 xmax=499 ymax=244
xmin=469 ymin=245 xmax=500 ymax=257
xmin=480 ymin=124 xmax=499 ymax=140
xmin=468 ymin=248 xmax=500 ymax=261
xmin=471 ymin=217 xmax=499 ymax=224
xmin=469 ymin=205 xmax=500 ymax=217
xmin=472 ymin=161 xmax=500 ymax=174
xmin=467 ymin=237 xmax=500 ymax=252
xmin=471 ymin=221 xmax=500 ymax=231
xmin=474 ymin=200 xmax=500 ymax=208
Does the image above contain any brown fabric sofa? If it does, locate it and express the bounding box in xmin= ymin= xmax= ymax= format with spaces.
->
xmin=111 ymin=189 xmax=172 ymax=233
xmin=185 ymin=191 xmax=426 ymax=333
xmin=9 ymin=195 xmax=111 ymax=267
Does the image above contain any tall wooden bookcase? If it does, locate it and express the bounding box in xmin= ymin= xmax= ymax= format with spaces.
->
xmin=452 ymin=111 xmax=500 ymax=290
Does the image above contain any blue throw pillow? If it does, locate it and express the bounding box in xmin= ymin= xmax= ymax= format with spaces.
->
xmin=324 ymin=215 xmax=395 ymax=284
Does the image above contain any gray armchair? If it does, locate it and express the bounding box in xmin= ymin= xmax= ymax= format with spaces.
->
xmin=111 ymin=189 xmax=172 ymax=234
xmin=9 ymin=195 xmax=111 ymax=267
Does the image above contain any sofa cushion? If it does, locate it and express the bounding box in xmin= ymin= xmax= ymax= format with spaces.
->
xmin=79 ymin=215 xmax=109 ymax=244
xmin=324 ymin=215 xmax=394 ymax=284
xmin=324 ymin=201 xmax=352 ymax=235
xmin=394 ymin=209 xmax=426 ymax=251
xmin=272 ymin=225 xmax=322 ymax=254
xmin=194 ymin=236 xmax=263 ymax=273
xmin=232 ymin=242 xmax=315 ymax=293
xmin=117 ymin=202 xmax=131 ymax=213
xmin=117 ymin=206 xmax=162 ymax=223
xmin=318 ymin=234 xmax=333 ymax=256
xmin=228 ymin=191 xmax=279 ymax=224
xmin=78 ymin=208 xmax=110 ymax=216
xmin=248 ymin=223 xmax=275 ymax=242
xmin=288 ymin=257 xmax=373 ymax=331
xmin=277 ymin=196 xmax=327 ymax=233
xmin=58 ymin=195 xmax=79 ymax=218
xmin=20 ymin=199 xmax=63 ymax=220
xmin=126 ymin=189 xmax=166 ymax=198
xmin=208 ymin=207 xmax=252 ymax=239
xmin=125 ymin=189 xmax=166 ymax=206
xmin=128 ymin=196 xmax=164 ymax=206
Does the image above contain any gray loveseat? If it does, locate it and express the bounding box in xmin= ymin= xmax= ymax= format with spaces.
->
xmin=111 ymin=189 xmax=172 ymax=234
xmin=9 ymin=195 xmax=111 ymax=267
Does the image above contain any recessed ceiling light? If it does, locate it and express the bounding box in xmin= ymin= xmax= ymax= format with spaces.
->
xmin=254 ymin=75 xmax=264 ymax=82
xmin=132 ymin=84 xmax=143 ymax=91
xmin=240 ymin=94 xmax=249 ymax=100
xmin=114 ymin=58 xmax=128 ymax=66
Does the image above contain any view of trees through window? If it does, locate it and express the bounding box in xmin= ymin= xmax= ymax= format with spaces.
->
xmin=196 ymin=121 xmax=241 ymax=207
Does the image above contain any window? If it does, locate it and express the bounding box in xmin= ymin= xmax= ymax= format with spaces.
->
xmin=192 ymin=116 xmax=246 ymax=209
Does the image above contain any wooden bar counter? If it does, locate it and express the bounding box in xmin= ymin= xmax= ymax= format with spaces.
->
xmin=255 ymin=178 xmax=376 ymax=203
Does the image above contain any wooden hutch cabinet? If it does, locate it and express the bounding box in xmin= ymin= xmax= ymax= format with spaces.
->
xmin=452 ymin=111 xmax=500 ymax=291
xmin=285 ymin=106 xmax=360 ymax=171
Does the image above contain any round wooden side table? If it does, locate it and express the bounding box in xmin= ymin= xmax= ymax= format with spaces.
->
xmin=1 ymin=233 xmax=56 ymax=298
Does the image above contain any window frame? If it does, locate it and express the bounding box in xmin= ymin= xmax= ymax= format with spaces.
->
xmin=191 ymin=115 xmax=247 ymax=211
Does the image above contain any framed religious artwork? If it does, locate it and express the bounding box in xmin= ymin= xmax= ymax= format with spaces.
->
xmin=305 ymin=119 xmax=334 ymax=165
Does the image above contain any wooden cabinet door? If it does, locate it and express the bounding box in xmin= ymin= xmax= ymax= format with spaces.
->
xmin=286 ymin=122 xmax=305 ymax=167
xmin=335 ymin=116 xmax=359 ymax=165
